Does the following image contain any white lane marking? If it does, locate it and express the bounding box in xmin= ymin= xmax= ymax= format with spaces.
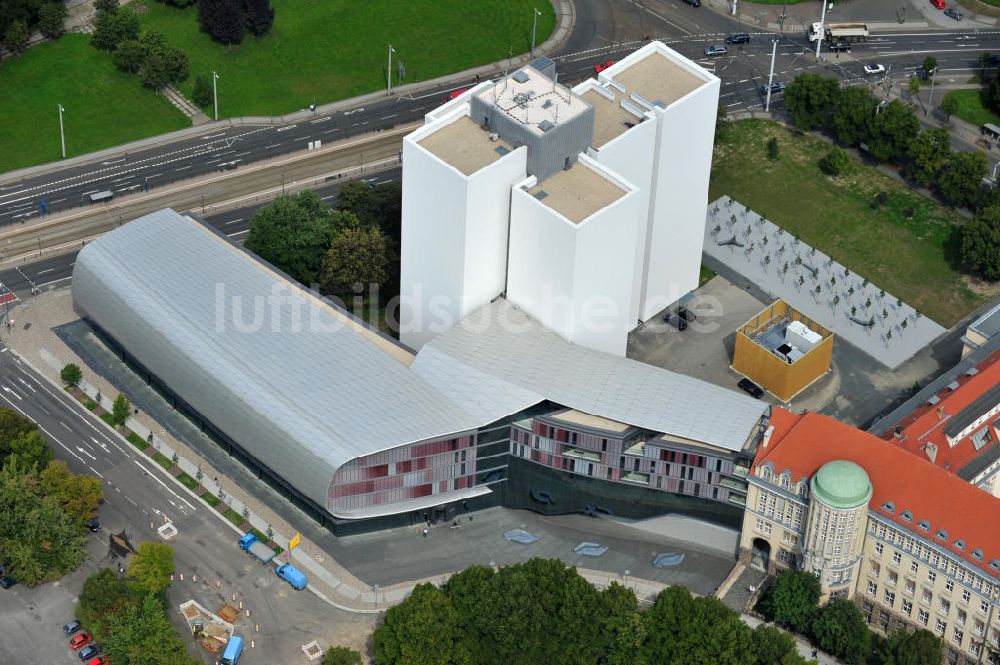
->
xmin=294 ymin=135 xmax=312 ymax=140
xmin=77 ymin=446 xmax=96 ymax=460
xmin=126 ymin=496 xmax=138 ymax=506
xmin=323 ymin=128 xmax=340 ymax=134
xmin=227 ymin=229 xmax=250 ymax=237
xmin=15 ymin=377 xmax=37 ymax=393
xmin=309 ymin=116 xmax=331 ymax=124
xmin=37 ymin=268 xmax=54 ymax=274
xmin=224 ymin=218 xmax=243 ymax=225
xmin=200 ymin=133 xmax=225 ymax=139
xmin=101 ymin=158 xmax=126 ymax=165
xmin=380 ymin=114 xmax=397 ymax=120
xmin=175 ymin=165 xmax=191 ymax=171
xmin=89 ymin=466 xmax=104 ymax=478
xmin=265 ymin=143 xmax=280 ymax=149
xmin=132 ymin=459 xmax=197 ymax=510
xmin=2 ymin=384 xmax=22 ymax=400
xmin=276 ymin=124 xmax=298 ymax=132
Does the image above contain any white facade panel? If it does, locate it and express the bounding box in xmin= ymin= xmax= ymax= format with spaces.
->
xmin=642 ymin=77 xmax=720 ymax=321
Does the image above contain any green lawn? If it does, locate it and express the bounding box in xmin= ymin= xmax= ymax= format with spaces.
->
xmin=942 ymin=88 xmax=1000 ymax=128
xmin=0 ymin=34 xmax=189 ymax=173
xmin=138 ymin=0 xmax=557 ymax=118
xmin=710 ymin=120 xmax=985 ymax=327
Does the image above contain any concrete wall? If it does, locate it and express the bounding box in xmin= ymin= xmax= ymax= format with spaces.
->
xmin=642 ymin=76 xmax=720 ymax=321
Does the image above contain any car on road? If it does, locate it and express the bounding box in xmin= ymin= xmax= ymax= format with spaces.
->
xmin=85 ymin=518 xmax=101 ymax=532
xmin=863 ymin=63 xmax=886 ymax=76
xmin=704 ymin=44 xmax=728 ymax=56
xmin=725 ymin=33 xmax=750 ymax=45
xmin=738 ymin=378 xmax=765 ymax=399
xmin=828 ymin=39 xmax=851 ymax=52
xmin=78 ymin=644 xmax=101 ymax=661
xmin=759 ymin=81 xmax=786 ymax=95
xmin=930 ymin=0 xmax=946 ymax=8
xmin=69 ymin=633 xmax=93 ymax=650
xmin=63 ymin=620 xmax=82 ymax=635
xmin=682 ymin=0 xmax=701 ymax=6
xmin=594 ymin=60 xmax=616 ymax=73
xmin=944 ymin=7 xmax=961 ymax=20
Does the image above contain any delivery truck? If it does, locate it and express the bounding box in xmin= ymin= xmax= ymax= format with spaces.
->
xmin=238 ymin=532 xmax=276 ymax=564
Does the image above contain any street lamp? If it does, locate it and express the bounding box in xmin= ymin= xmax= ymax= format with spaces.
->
xmin=531 ymin=8 xmax=542 ymax=57
xmin=926 ymin=67 xmax=938 ymax=112
xmin=212 ymin=71 xmax=219 ymax=121
xmin=765 ymin=39 xmax=778 ymax=113
xmin=387 ymin=45 xmax=396 ymax=96
xmin=815 ymin=2 xmax=832 ymax=59
xmin=58 ymin=104 xmax=66 ymax=159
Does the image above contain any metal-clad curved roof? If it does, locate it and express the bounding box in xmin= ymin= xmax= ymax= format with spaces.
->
xmin=71 ymin=209 xmax=480 ymax=513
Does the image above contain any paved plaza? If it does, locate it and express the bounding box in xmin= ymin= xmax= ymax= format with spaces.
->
xmin=702 ymin=196 xmax=946 ymax=369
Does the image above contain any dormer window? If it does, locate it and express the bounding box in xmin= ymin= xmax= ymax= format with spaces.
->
xmin=882 ymin=501 xmax=895 ymax=513
xmin=954 ymin=540 xmax=966 ymax=551
xmin=918 ymin=520 xmax=930 ymax=532
xmin=900 ymin=510 xmax=913 ymax=522
xmin=972 ymin=549 xmax=983 ymax=561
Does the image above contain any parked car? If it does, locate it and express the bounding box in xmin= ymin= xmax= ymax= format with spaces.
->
xmin=594 ymin=60 xmax=616 ymax=73
xmin=944 ymin=7 xmax=961 ymax=20
xmin=0 ymin=576 xmax=16 ymax=589
xmin=677 ymin=306 xmax=697 ymax=322
xmin=725 ymin=32 xmax=750 ymax=45
xmin=682 ymin=0 xmax=701 ymax=6
xmin=445 ymin=88 xmax=469 ymax=102
xmin=85 ymin=518 xmax=101 ymax=533
xmin=86 ymin=657 xmax=110 ymax=665
xmin=704 ymin=44 xmax=728 ymax=56
xmin=759 ymin=81 xmax=786 ymax=95
xmin=69 ymin=632 xmax=93 ymax=650
xmin=863 ymin=63 xmax=886 ymax=76
xmin=930 ymin=0 xmax=946 ymax=8
xmin=78 ymin=644 xmax=101 ymax=661
xmin=63 ymin=620 xmax=82 ymax=634
xmin=663 ymin=313 xmax=688 ymax=331
xmin=738 ymin=378 xmax=765 ymax=399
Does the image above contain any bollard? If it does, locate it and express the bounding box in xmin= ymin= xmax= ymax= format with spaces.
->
xmin=192 ymin=575 xmax=197 ymax=583
xmin=170 ymin=574 xmax=174 ymax=582
xmin=250 ymin=639 xmax=255 ymax=649
xmin=245 ymin=609 xmax=250 ymax=617
xmin=232 ymin=593 xmax=237 ymax=601
xmin=255 ymin=624 xmax=260 ymax=633
xmin=239 ymin=600 xmax=243 ymax=610
xmin=179 ymin=573 xmax=184 ymax=581
xmin=217 ymin=580 xmax=221 ymax=589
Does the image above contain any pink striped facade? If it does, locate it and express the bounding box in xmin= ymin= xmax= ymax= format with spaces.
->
xmin=510 ymin=414 xmax=749 ymax=505
xmin=328 ymin=433 xmax=477 ymax=512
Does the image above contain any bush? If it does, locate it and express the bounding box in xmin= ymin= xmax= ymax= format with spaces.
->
xmin=767 ymin=137 xmax=779 ymax=160
xmin=91 ymin=8 xmax=140 ymax=51
xmin=193 ymin=74 xmax=213 ymax=108
xmin=4 ymin=19 xmax=29 ymax=54
xmin=60 ymin=363 xmax=83 ymax=387
xmin=38 ymin=2 xmax=68 ymax=39
xmin=199 ymin=0 xmax=246 ymax=45
xmin=323 ymin=646 xmax=363 ymax=665
xmin=819 ymin=147 xmax=851 ymax=176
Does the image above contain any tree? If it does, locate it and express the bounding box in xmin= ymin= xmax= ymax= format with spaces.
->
xmin=641 ymin=586 xmax=754 ymax=665
xmin=112 ymin=393 xmax=132 ymax=426
xmin=245 ymin=190 xmax=337 ymax=286
xmin=104 ymin=593 xmax=201 ymax=665
xmin=3 ymin=18 xmax=29 ymax=53
xmin=908 ymin=76 xmax=921 ymax=98
xmin=141 ymin=45 xmax=189 ymax=89
xmin=960 ymin=205 xmax=1000 ymax=280
xmin=94 ymin=0 xmax=119 ymax=14
xmin=0 ymin=407 xmax=38 ymax=463
xmin=112 ymin=38 xmax=147 ymax=74
xmin=9 ymin=430 xmax=54 ymax=470
xmin=922 ymin=56 xmax=937 ymax=78
xmin=323 ymin=646 xmax=363 ymax=665
xmin=939 ymin=150 xmax=987 ymax=208
xmin=334 ymin=180 xmax=403 ymax=240
xmin=757 ymin=569 xmax=821 ymax=634
xmin=831 ymin=86 xmax=877 ymax=147
xmin=819 ymin=147 xmax=851 ymax=176
xmin=876 ymin=628 xmax=942 ymax=665
xmin=767 ymin=137 xmax=780 ymax=160
xmin=76 ymin=568 xmax=137 ymax=641
xmin=41 ymin=459 xmax=104 ymax=524
xmin=91 ymin=7 xmax=139 ymax=51
xmin=243 ymin=0 xmax=274 ymax=36
xmin=192 ymin=74 xmax=213 ymax=107
xmin=784 ymin=73 xmax=840 ymax=131
xmin=939 ymin=92 xmax=959 ymax=120
xmin=811 ymin=598 xmax=871 ymax=665
xmin=37 ymin=1 xmax=66 ymax=38
xmin=320 ymin=226 xmax=389 ymax=299
xmin=868 ymin=99 xmax=920 ymax=163
xmin=60 ymin=363 xmax=83 ymax=387
xmin=127 ymin=541 xmax=175 ymax=595
xmin=372 ymin=583 xmax=470 ymax=665
xmin=751 ymin=623 xmax=807 ymax=665
xmin=199 ymin=0 xmax=245 ymax=45
xmin=906 ymin=128 xmax=950 ymax=188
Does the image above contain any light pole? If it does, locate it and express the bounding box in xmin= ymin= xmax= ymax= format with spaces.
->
xmin=927 ymin=67 xmax=938 ymax=112
xmin=765 ymin=39 xmax=778 ymax=113
xmin=387 ymin=45 xmax=396 ymax=96
xmin=212 ymin=71 xmax=219 ymax=121
xmin=815 ymin=1 xmax=830 ymax=59
xmin=58 ymin=104 xmax=66 ymax=159
xmin=531 ymin=8 xmax=542 ymax=57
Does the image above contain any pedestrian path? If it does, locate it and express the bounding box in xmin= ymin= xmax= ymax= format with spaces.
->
xmin=162 ymin=84 xmax=211 ymax=126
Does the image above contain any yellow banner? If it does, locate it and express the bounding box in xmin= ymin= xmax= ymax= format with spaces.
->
xmin=289 ymin=532 xmax=301 ymax=550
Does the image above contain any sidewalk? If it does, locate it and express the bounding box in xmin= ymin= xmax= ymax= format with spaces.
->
xmin=2 ymin=288 xmax=675 ymax=615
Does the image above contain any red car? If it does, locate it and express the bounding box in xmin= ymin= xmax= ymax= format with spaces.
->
xmin=446 ymin=88 xmax=469 ymax=102
xmin=87 ymin=657 xmax=110 ymax=665
xmin=594 ymin=60 xmax=616 ymax=74
xmin=930 ymin=0 xmax=945 ymax=8
xmin=69 ymin=632 xmax=93 ymax=650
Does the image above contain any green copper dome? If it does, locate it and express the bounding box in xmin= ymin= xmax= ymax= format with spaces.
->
xmin=810 ymin=460 xmax=872 ymax=509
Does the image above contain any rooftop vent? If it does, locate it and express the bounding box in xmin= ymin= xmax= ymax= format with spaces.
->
xmin=538 ymin=120 xmax=555 ymax=132
xmin=881 ymin=501 xmax=895 ymax=513
xmin=927 ymin=395 xmax=941 ymax=406
xmin=947 ymin=381 xmax=960 ymax=391
xmin=967 ymin=367 xmax=980 ymax=377
xmin=533 ymin=190 xmax=549 ymax=201
xmin=918 ymin=519 xmax=931 ymax=532
xmin=542 ymin=99 xmax=553 ymax=109
xmin=514 ymin=92 xmax=531 ymax=107
xmin=512 ymin=70 xmax=530 ymax=84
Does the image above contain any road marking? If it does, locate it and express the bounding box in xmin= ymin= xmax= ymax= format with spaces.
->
xmin=294 ymin=135 xmax=312 ymax=140
xmin=110 ymin=176 xmax=133 ymax=183
xmin=126 ymin=496 xmax=138 ymax=506
xmin=206 ymin=158 xmax=222 ymax=164
xmin=380 ymin=114 xmax=397 ymax=120
xmin=37 ymin=268 xmax=54 ymax=274
xmin=2 ymin=385 xmax=22 ymax=400
xmin=200 ymin=133 xmax=225 ymax=139
xmin=323 ymin=128 xmax=340 ymax=134
xmin=265 ymin=143 xmax=281 ymax=149
xmin=77 ymin=446 xmax=96 ymax=460
xmin=224 ymin=218 xmax=244 ymax=225
xmin=89 ymin=466 xmax=104 ymax=478
xmin=235 ymin=151 xmax=251 ymax=157
xmin=175 ymin=165 xmax=191 ymax=171
xmin=276 ymin=124 xmax=298 ymax=132
xmin=101 ymin=158 xmax=126 ymax=165
xmin=15 ymin=377 xmax=37 ymax=392
xmin=133 ymin=459 xmax=197 ymax=510
xmin=227 ymin=229 xmax=250 ymax=237
xmin=309 ymin=116 xmax=331 ymax=124
xmin=47 ymin=198 xmax=65 ymax=204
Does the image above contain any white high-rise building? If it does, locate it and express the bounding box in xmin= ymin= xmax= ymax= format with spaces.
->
xmin=400 ymin=41 xmax=719 ymax=354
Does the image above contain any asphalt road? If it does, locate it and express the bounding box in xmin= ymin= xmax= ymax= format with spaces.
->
xmin=0 ymin=168 xmax=400 ymax=303
xmin=0 ymin=0 xmax=996 ymax=224
xmin=0 ymin=348 xmax=375 ymax=664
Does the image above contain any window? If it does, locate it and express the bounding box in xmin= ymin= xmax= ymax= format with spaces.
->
xmin=911 ymin=561 xmax=919 ymax=573
xmin=962 ymin=589 xmax=971 ymax=603
xmin=957 ymin=610 xmax=967 ymax=625
xmin=993 ymin=630 xmax=1000 ymax=648
xmin=893 ymin=551 xmax=902 ymax=565
xmin=953 ymin=629 xmax=964 ymax=646
xmin=945 ymin=579 xmax=954 ymax=593
xmin=783 ymin=531 xmax=795 ymax=545
xmin=875 ymin=542 xmax=884 ymax=555
xmin=975 ymin=619 xmax=986 ymax=636
xmin=923 ymin=589 xmax=933 ymax=605
xmin=919 ymin=609 xmax=930 ymax=626
xmin=981 ymin=599 xmax=990 ymax=614
xmin=888 ymin=571 xmax=898 ymax=586
xmin=971 ymin=643 xmax=982 ymax=657
xmin=885 ymin=590 xmax=896 ymax=607
xmin=868 ymin=581 xmax=878 ymax=597
xmin=906 ymin=579 xmax=916 ymax=595
xmin=755 ymin=518 xmax=772 ymax=535
xmin=870 ymin=562 xmax=881 ymax=577
xmin=936 ymin=619 xmax=947 ymax=636
xmin=928 ymin=571 xmax=937 ymax=583
xmin=902 ymin=600 xmax=913 ymax=616
xmin=940 ymin=599 xmax=951 ymax=616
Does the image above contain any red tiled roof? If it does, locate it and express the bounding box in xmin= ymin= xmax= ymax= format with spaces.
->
xmin=757 ymin=408 xmax=1000 ymax=578
xmin=884 ymin=349 xmax=1000 ymax=474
